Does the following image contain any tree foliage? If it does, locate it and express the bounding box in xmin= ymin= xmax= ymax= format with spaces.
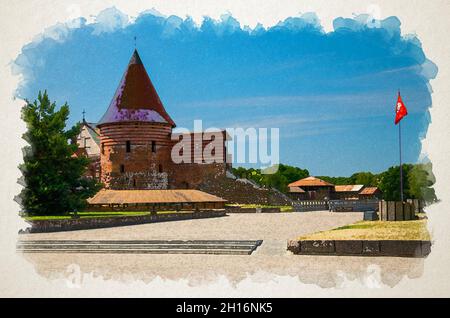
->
xmin=378 ymin=164 xmax=413 ymax=201
xmin=232 ymin=164 xmax=309 ymax=193
xmin=349 ymin=172 xmax=379 ymax=186
xmin=317 ymin=172 xmax=379 ymax=186
xmin=233 ymin=162 xmax=437 ymax=202
xmin=19 ymin=91 xmax=102 ymax=215
xmin=408 ymin=163 xmax=436 ymax=203
xmin=377 ymin=163 xmax=437 ymax=202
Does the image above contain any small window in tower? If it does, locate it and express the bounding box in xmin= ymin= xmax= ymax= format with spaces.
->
xmin=101 ymin=143 xmax=105 ymax=155
xmin=120 ymin=164 xmax=125 ymax=173
xmin=133 ymin=179 xmax=136 ymax=187
xmin=126 ymin=140 xmax=131 ymax=153
xmin=158 ymin=164 xmax=163 ymax=173
xmin=151 ymin=141 xmax=156 ymax=153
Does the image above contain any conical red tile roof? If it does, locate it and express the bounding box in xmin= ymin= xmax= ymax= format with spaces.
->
xmin=98 ymin=49 xmax=175 ymax=127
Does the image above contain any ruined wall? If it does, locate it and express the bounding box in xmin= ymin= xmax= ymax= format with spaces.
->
xmin=198 ymin=172 xmax=293 ymax=205
xmin=169 ymin=163 xmax=226 ymax=189
xmin=167 ymin=131 xmax=229 ymax=189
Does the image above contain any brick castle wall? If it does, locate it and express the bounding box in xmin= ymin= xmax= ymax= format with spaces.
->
xmin=96 ymin=121 xmax=288 ymax=205
xmin=98 ymin=122 xmax=228 ymax=190
xmin=99 ymin=122 xmax=173 ymax=189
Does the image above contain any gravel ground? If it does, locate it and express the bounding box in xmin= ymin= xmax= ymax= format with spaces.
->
xmin=20 ymin=212 xmax=424 ymax=287
xmin=21 ymin=211 xmax=362 ymax=241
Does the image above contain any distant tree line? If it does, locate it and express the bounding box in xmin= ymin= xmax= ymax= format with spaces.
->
xmin=232 ymin=164 xmax=309 ymax=193
xmin=232 ymin=163 xmax=437 ymax=203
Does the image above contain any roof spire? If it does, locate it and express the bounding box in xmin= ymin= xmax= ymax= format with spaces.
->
xmin=98 ymin=48 xmax=176 ymax=127
xmin=82 ymin=109 xmax=86 ymax=122
xmin=129 ymin=48 xmax=143 ymax=65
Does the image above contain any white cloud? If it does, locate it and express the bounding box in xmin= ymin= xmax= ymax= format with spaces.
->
xmin=91 ymin=7 xmax=129 ymax=35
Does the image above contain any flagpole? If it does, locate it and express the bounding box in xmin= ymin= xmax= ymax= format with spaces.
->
xmin=399 ymin=118 xmax=403 ymax=202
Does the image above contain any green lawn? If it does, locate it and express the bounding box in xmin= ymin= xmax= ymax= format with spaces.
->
xmin=24 ymin=211 xmax=179 ymax=221
xmin=226 ymin=204 xmax=293 ymax=212
xmin=298 ymin=217 xmax=430 ymax=241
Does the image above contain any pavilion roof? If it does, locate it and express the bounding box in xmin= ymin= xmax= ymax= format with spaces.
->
xmin=288 ymin=176 xmax=334 ymax=188
xmin=359 ymin=187 xmax=381 ymax=195
xmin=288 ymin=186 xmax=306 ymax=193
xmin=88 ymin=189 xmax=227 ymax=205
xmin=334 ymin=185 xmax=364 ymax=192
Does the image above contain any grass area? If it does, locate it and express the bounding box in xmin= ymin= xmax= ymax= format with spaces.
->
xmin=226 ymin=204 xmax=293 ymax=212
xmin=298 ymin=218 xmax=431 ymax=241
xmin=24 ymin=211 xmax=182 ymax=221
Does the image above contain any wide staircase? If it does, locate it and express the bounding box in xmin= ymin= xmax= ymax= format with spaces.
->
xmin=17 ymin=240 xmax=263 ymax=255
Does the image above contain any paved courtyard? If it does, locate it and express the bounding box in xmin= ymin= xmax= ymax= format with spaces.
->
xmin=21 ymin=212 xmax=424 ymax=287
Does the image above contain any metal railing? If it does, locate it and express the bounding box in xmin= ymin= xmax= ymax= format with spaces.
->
xmin=292 ymin=200 xmax=329 ymax=212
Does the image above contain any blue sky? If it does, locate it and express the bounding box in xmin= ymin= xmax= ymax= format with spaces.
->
xmin=13 ymin=8 xmax=436 ymax=176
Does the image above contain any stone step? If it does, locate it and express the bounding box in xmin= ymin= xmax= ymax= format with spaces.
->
xmin=19 ymin=239 xmax=262 ymax=245
xmin=17 ymin=248 xmax=254 ymax=255
xmin=17 ymin=240 xmax=263 ymax=255
xmin=17 ymin=244 xmax=256 ymax=250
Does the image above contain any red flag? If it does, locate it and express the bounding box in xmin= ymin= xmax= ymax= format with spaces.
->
xmin=394 ymin=92 xmax=408 ymax=125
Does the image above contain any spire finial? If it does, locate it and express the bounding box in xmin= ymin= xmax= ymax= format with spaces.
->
xmin=134 ymin=36 xmax=137 ymax=49
xmin=82 ymin=109 xmax=86 ymax=122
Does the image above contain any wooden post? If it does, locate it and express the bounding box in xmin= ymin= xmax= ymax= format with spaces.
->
xmin=380 ymin=201 xmax=387 ymax=221
xmin=395 ymin=201 xmax=404 ymax=221
xmin=387 ymin=201 xmax=396 ymax=221
xmin=404 ymin=202 xmax=411 ymax=220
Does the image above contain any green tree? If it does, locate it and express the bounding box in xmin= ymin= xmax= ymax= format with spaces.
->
xmin=317 ymin=176 xmax=351 ymax=185
xmin=232 ymin=164 xmax=309 ymax=193
xmin=378 ymin=164 xmax=413 ymax=201
xmin=349 ymin=172 xmax=379 ymax=186
xmin=277 ymin=164 xmax=309 ymax=185
xmin=262 ymin=173 xmax=289 ymax=192
xmin=19 ymin=91 xmax=102 ymax=216
xmin=408 ymin=163 xmax=437 ymax=203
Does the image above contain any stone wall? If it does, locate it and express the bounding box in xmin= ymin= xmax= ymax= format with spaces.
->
xmin=170 ymin=163 xmax=227 ymax=189
xmin=225 ymin=207 xmax=281 ymax=213
xmin=22 ymin=210 xmax=226 ymax=233
xmin=198 ymin=173 xmax=292 ymax=205
xmin=287 ymin=239 xmax=431 ymax=257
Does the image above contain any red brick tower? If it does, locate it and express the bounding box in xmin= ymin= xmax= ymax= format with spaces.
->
xmin=97 ymin=49 xmax=176 ymax=189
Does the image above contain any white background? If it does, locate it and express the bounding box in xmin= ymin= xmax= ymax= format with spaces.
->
xmin=0 ymin=0 xmax=449 ymax=297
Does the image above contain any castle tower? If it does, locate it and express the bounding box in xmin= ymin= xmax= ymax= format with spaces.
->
xmin=97 ymin=49 xmax=175 ymax=189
